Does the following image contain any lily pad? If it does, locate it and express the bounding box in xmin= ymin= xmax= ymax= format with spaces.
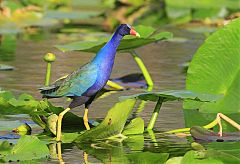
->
xmin=0 ymin=135 xmax=49 ymax=162
xmin=127 ymin=152 xmax=169 ymax=164
xmin=44 ymin=10 xmax=101 ymax=20
xmin=74 ymin=99 xmax=136 ymax=142
xmin=122 ymin=117 xmax=144 ymax=135
xmin=120 ymin=90 xmax=222 ymax=102
xmin=55 ymin=25 xmax=172 ymax=53
xmin=181 ymin=150 xmax=240 ymax=164
xmin=184 ymin=17 xmax=240 ymax=113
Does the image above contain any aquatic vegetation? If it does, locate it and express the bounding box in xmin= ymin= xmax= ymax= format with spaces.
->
xmin=1 ymin=1 xmax=240 ymax=163
xmin=180 ymin=17 xmax=240 ymax=135
xmin=184 ymin=18 xmax=240 ymax=113
xmin=0 ymin=135 xmax=49 ymax=162
xmin=164 ymin=0 xmax=240 ymax=25
xmin=121 ymin=90 xmax=222 ymax=130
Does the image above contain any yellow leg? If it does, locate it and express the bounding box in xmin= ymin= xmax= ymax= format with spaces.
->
xmin=83 ymin=152 xmax=88 ymax=164
xmin=56 ymin=107 xmax=71 ymax=141
xmin=83 ymin=108 xmax=90 ymax=130
xmin=57 ymin=142 xmax=65 ymax=164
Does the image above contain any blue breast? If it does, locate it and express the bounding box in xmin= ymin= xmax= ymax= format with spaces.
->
xmin=83 ymin=32 xmax=123 ymax=96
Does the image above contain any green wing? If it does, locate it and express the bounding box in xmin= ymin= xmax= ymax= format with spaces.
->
xmin=42 ymin=63 xmax=98 ymax=97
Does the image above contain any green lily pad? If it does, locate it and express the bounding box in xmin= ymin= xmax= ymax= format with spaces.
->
xmin=184 ymin=17 xmax=240 ymax=113
xmin=0 ymin=91 xmax=86 ymax=133
xmin=120 ymin=90 xmax=222 ymax=102
xmin=165 ymin=0 xmax=240 ymax=10
xmin=0 ymin=91 xmax=40 ymax=115
xmin=44 ymin=10 xmax=101 ymax=20
xmin=181 ymin=150 xmax=240 ymax=164
xmin=55 ymin=25 xmax=172 ymax=53
xmin=122 ymin=117 xmax=144 ymax=135
xmin=74 ymin=99 xmax=136 ymax=142
xmin=0 ymin=135 xmax=49 ymax=162
xmin=127 ymin=152 xmax=169 ymax=164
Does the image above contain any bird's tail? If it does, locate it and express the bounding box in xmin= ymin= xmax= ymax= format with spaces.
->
xmin=39 ymin=85 xmax=60 ymax=98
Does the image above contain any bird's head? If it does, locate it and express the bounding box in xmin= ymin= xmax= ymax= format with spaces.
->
xmin=117 ymin=24 xmax=140 ymax=37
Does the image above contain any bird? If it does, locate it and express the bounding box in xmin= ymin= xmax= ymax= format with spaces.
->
xmin=39 ymin=24 xmax=140 ymax=141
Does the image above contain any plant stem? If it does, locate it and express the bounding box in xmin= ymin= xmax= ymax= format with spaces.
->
xmin=45 ymin=62 xmax=51 ymax=86
xmin=165 ymin=116 xmax=219 ymax=134
xmin=130 ymin=50 xmax=154 ymax=87
xmin=107 ymin=80 xmax=124 ymax=90
xmin=147 ymin=97 xmax=164 ymax=130
xmin=147 ymin=129 xmax=158 ymax=147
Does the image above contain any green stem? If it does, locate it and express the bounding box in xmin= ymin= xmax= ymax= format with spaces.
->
xmin=45 ymin=62 xmax=51 ymax=86
xmin=130 ymin=50 xmax=154 ymax=87
xmin=147 ymin=129 xmax=158 ymax=147
xmin=165 ymin=117 xmax=219 ymax=134
xmin=147 ymin=98 xmax=164 ymax=130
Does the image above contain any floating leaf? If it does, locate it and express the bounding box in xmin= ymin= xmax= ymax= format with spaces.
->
xmin=181 ymin=150 xmax=240 ymax=164
xmin=0 ymin=136 xmax=49 ymax=162
xmin=165 ymin=157 xmax=183 ymax=164
xmin=120 ymin=90 xmax=222 ymax=102
xmin=44 ymin=10 xmax=101 ymax=20
xmin=122 ymin=117 xmax=144 ymax=135
xmin=127 ymin=152 xmax=169 ymax=164
xmin=165 ymin=0 xmax=240 ymax=10
xmin=184 ymin=17 xmax=240 ymax=113
xmin=74 ymin=99 xmax=136 ymax=142
xmin=55 ymin=25 xmax=172 ymax=53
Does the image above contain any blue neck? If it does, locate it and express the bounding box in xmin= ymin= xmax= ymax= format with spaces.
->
xmin=92 ymin=32 xmax=123 ymax=64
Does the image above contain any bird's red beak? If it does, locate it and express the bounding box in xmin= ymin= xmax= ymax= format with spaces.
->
xmin=130 ymin=28 xmax=140 ymax=37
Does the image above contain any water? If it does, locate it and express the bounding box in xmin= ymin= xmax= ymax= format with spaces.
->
xmin=0 ymin=26 xmax=204 ymax=163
